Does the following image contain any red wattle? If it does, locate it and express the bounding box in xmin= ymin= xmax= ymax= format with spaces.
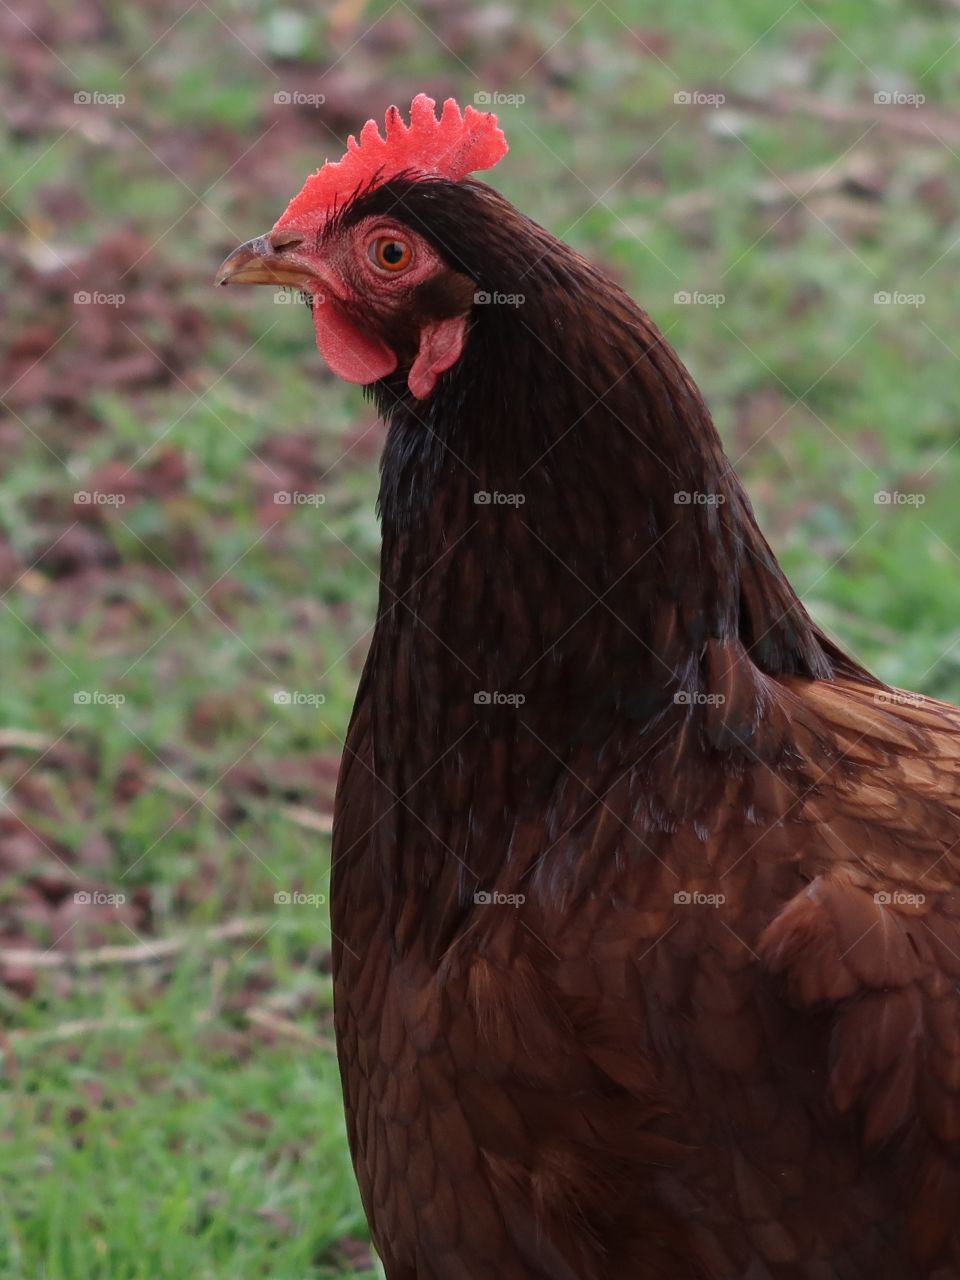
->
xmin=312 ymin=297 xmax=398 ymax=385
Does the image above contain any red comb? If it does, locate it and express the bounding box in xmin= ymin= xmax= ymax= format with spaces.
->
xmin=275 ymin=94 xmax=508 ymax=229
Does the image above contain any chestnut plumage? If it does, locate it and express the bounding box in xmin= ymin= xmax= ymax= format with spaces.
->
xmin=221 ymin=98 xmax=960 ymax=1280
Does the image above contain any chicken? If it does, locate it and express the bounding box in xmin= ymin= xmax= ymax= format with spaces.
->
xmin=217 ymin=95 xmax=960 ymax=1280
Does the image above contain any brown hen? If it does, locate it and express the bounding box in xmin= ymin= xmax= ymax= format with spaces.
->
xmin=218 ymin=95 xmax=960 ymax=1280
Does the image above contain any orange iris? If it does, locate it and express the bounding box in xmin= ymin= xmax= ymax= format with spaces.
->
xmin=369 ymin=236 xmax=412 ymax=272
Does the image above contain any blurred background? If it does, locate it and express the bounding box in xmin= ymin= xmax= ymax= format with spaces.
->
xmin=1 ymin=0 xmax=958 ymax=1275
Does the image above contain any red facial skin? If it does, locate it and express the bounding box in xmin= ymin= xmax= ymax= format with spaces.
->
xmin=218 ymin=213 xmax=471 ymax=400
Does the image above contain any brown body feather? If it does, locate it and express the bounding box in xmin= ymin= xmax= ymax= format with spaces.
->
xmin=330 ymin=177 xmax=960 ymax=1278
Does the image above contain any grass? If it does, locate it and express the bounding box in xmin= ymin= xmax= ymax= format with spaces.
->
xmin=2 ymin=0 xmax=960 ymax=1275
xmin=4 ymin=1005 xmax=362 ymax=1279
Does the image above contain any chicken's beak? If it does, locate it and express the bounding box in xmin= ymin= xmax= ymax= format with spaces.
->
xmin=215 ymin=231 xmax=317 ymax=290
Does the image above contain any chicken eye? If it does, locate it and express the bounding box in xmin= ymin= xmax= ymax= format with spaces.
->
xmin=369 ymin=236 xmax=412 ymax=273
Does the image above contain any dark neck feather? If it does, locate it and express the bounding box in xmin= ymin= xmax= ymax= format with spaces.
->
xmin=361 ymin=180 xmax=857 ymax=702
xmin=341 ymin=180 xmax=870 ymax=934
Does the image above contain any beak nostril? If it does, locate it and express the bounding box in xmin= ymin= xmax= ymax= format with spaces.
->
xmin=268 ymin=229 xmax=304 ymax=253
